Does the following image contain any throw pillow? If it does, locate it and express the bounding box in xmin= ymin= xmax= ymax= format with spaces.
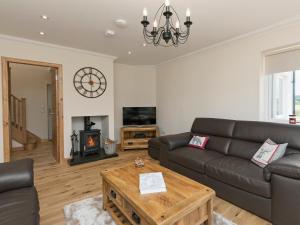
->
xmin=251 ymin=138 xmax=288 ymax=168
xmin=188 ymin=135 xmax=209 ymax=150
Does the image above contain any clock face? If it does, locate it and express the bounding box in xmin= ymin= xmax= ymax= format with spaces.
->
xmin=73 ymin=67 xmax=107 ymax=98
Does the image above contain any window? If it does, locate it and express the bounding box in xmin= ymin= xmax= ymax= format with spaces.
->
xmin=265 ymin=47 xmax=300 ymax=121
xmin=271 ymin=71 xmax=300 ymax=120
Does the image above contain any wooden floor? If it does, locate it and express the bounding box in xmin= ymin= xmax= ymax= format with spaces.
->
xmin=11 ymin=142 xmax=271 ymax=225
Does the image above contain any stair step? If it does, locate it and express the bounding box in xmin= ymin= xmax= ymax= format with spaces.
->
xmin=24 ymin=142 xmax=38 ymax=151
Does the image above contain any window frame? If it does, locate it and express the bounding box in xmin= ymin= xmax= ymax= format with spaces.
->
xmin=268 ymin=70 xmax=298 ymax=122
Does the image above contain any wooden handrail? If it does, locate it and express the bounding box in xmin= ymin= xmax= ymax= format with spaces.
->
xmin=10 ymin=95 xmax=27 ymax=144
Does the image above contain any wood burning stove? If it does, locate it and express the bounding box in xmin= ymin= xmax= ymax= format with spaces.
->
xmin=79 ymin=116 xmax=101 ymax=156
xmin=80 ymin=129 xmax=101 ymax=156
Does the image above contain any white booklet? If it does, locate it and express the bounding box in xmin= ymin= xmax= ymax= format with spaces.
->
xmin=139 ymin=172 xmax=167 ymax=195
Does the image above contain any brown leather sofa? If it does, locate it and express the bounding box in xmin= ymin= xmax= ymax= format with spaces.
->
xmin=0 ymin=159 xmax=40 ymax=225
xmin=155 ymin=118 xmax=300 ymax=225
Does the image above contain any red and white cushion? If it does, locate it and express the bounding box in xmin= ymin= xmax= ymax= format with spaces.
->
xmin=251 ymin=138 xmax=288 ymax=168
xmin=188 ymin=135 xmax=209 ymax=150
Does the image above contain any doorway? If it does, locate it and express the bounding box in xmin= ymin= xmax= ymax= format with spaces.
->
xmin=1 ymin=57 xmax=64 ymax=164
xmin=47 ymin=83 xmax=54 ymax=140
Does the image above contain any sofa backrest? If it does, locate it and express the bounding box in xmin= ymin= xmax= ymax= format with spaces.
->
xmin=191 ymin=118 xmax=300 ymax=159
xmin=191 ymin=118 xmax=235 ymax=154
xmin=229 ymin=121 xmax=300 ymax=159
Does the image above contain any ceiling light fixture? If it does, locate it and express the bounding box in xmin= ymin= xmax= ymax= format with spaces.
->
xmin=115 ymin=19 xmax=127 ymax=28
xmin=143 ymin=43 xmax=147 ymax=47
xmin=39 ymin=31 xmax=45 ymax=36
xmin=141 ymin=0 xmax=192 ymax=47
xmin=128 ymin=51 xmax=132 ymax=55
xmin=105 ymin=30 xmax=115 ymax=37
xmin=41 ymin=15 xmax=49 ymax=20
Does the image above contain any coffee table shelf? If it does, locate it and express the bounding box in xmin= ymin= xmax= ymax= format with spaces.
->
xmin=106 ymin=201 xmax=132 ymax=225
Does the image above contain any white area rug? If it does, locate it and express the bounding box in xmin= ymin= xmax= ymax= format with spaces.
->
xmin=64 ymin=196 xmax=237 ymax=225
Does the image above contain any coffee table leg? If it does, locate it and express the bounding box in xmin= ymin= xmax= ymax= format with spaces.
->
xmin=102 ymin=180 xmax=109 ymax=210
xmin=205 ymin=199 xmax=213 ymax=225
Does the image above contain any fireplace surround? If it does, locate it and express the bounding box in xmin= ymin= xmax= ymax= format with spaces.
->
xmin=68 ymin=116 xmax=118 ymax=166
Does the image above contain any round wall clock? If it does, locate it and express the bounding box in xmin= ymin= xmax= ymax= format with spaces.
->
xmin=73 ymin=67 xmax=107 ymax=98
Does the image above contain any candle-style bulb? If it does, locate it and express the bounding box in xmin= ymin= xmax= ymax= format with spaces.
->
xmin=143 ymin=8 xmax=148 ymax=17
xmin=165 ymin=0 xmax=170 ymax=7
xmin=186 ymin=8 xmax=191 ymax=17
xmin=175 ymin=20 xmax=180 ymax=29
xmin=153 ymin=20 xmax=158 ymax=28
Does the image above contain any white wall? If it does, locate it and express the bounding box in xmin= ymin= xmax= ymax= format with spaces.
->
xmin=157 ymin=21 xmax=300 ymax=135
xmin=10 ymin=64 xmax=52 ymax=140
xmin=114 ymin=64 xmax=156 ymax=142
xmin=0 ymin=35 xmax=116 ymax=162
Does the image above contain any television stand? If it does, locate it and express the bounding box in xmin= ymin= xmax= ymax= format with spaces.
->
xmin=120 ymin=126 xmax=159 ymax=151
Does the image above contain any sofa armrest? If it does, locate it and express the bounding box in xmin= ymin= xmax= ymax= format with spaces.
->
xmin=0 ymin=159 xmax=34 ymax=193
xmin=267 ymin=153 xmax=300 ymax=180
xmin=160 ymin=132 xmax=192 ymax=151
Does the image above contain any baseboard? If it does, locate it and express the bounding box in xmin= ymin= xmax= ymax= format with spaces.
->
xmin=12 ymin=146 xmax=25 ymax=151
xmin=41 ymin=139 xmax=52 ymax=143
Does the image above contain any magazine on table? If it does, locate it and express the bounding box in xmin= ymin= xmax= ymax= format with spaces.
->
xmin=139 ymin=172 xmax=167 ymax=194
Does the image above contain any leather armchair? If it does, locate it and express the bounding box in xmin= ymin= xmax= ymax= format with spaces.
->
xmin=0 ymin=159 xmax=34 ymax=193
xmin=0 ymin=159 xmax=39 ymax=225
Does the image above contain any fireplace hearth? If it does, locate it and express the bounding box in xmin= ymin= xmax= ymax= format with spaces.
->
xmin=68 ymin=116 xmax=118 ymax=166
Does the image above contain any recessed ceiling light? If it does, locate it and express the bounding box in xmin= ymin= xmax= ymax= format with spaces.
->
xmin=39 ymin=31 xmax=45 ymax=36
xmin=41 ymin=15 xmax=49 ymax=20
xmin=143 ymin=43 xmax=147 ymax=47
xmin=115 ymin=19 xmax=127 ymax=28
xmin=105 ymin=30 xmax=115 ymax=37
xmin=128 ymin=51 xmax=132 ymax=55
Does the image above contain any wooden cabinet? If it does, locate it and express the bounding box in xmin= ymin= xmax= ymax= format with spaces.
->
xmin=120 ymin=126 xmax=159 ymax=151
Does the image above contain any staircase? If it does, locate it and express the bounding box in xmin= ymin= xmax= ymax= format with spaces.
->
xmin=10 ymin=95 xmax=40 ymax=150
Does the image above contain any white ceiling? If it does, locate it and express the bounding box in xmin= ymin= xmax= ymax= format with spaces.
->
xmin=1 ymin=0 xmax=300 ymax=65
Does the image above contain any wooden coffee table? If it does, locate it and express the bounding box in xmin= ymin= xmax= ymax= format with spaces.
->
xmin=101 ymin=161 xmax=215 ymax=225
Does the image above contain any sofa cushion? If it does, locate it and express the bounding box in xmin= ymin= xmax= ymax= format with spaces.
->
xmin=168 ymin=146 xmax=224 ymax=174
xmin=229 ymin=139 xmax=264 ymax=160
xmin=251 ymin=139 xmax=288 ymax=168
xmin=206 ymin=156 xmax=271 ymax=198
xmin=0 ymin=187 xmax=39 ymax=225
xmin=203 ymin=135 xmax=232 ymax=155
xmin=191 ymin=118 xmax=236 ymax=138
xmin=233 ymin=121 xmax=300 ymax=151
xmin=191 ymin=118 xmax=235 ymax=155
xmin=188 ymin=135 xmax=209 ymax=149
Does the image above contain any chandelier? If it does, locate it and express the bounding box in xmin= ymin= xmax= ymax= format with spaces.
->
xmin=141 ymin=0 xmax=192 ymax=47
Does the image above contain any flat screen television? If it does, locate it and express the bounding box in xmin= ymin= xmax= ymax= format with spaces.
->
xmin=123 ymin=107 xmax=156 ymax=126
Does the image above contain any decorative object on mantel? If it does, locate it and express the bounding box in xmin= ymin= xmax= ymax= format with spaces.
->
xmin=64 ymin=196 xmax=237 ymax=225
xmin=68 ymin=116 xmax=118 ymax=166
xmin=134 ymin=157 xmax=145 ymax=168
xmin=73 ymin=67 xmax=107 ymax=98
xmin=141 ymin=0 xmax=192 ymax=47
